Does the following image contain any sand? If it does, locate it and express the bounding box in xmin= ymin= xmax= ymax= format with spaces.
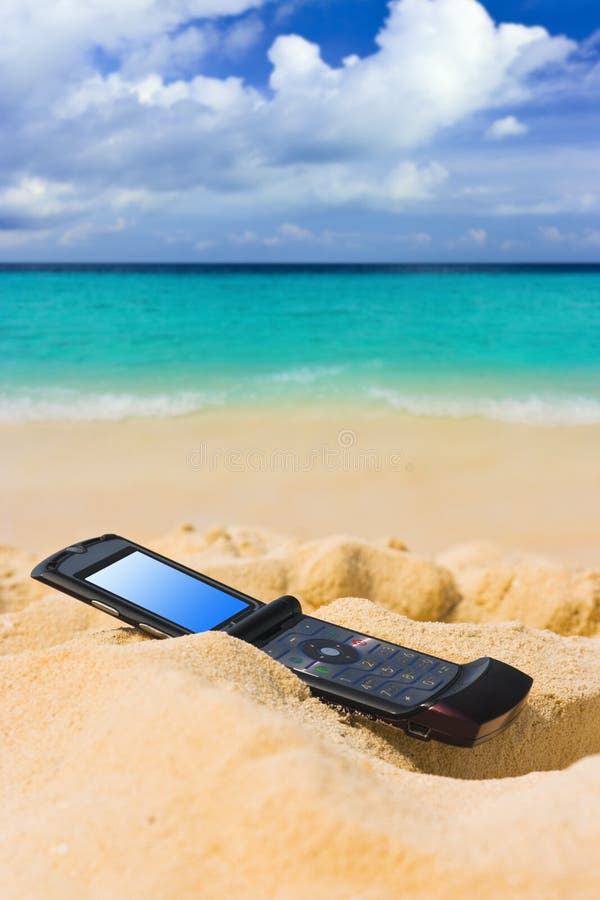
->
xmin=3 ymin=406 xmax=600 ymax=565
xmin=1 ymin=525 xmax=599 ymax=898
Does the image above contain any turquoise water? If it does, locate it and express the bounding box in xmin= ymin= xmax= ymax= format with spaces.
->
xmin=1 ymin=265 xmax=599 ymax=424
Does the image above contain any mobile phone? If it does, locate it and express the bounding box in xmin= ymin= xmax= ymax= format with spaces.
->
xmin=32 ymin=534 xmax=533 ymax=748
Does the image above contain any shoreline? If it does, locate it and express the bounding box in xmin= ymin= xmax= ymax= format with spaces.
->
xmin=3 ymin=404 xmax=599 ymax=565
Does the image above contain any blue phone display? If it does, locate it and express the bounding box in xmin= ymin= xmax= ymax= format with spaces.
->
xmin=85 ymin=550 xmax=250 ymax=632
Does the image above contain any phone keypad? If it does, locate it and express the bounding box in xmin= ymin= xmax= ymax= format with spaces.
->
xmin=260 ymin=617 xmax=459 ymax=710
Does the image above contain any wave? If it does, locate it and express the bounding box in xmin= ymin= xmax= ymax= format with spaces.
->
xmin=2 ymin=382 xmax=600 ymax=425
xmin=261 ymin=365 xmax=345 ymax=385
xmin=0 ymin=388 xmax=227 ymax=423
xmin=368 ymin=388 xmax=600 ymax=426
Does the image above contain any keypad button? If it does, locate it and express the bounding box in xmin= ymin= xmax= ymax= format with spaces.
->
xmin=369 ymin=643 xmax=399 ymax=660
xmin=394 ymin=649 xmax=417 ymax=664
xmin=357 ymin=675 xmax=387 ymax=692
xmin=376 ymin=662 xmax=402 ymax=678
xmin=398 ymin=671 xmax=418 ymax=683
xmin=376 ymin=682 xmax=399 ymax=700
xmin=394 ymin=687 xmax=431 ymax=707
xmin=307 ymin=661 xmax=338 ymax=677
xmin=415 ymin=674 xmax=443 ymax=690
xmin=293 ymin=618 xmax=325 ymax=636
xmin=333 ymin=668 xmax=364 ymax=685
xmin=262 ymin=644 xmax=288 ymax=660
xmin=276 ymin=632 xmax=304 ymax=649
xmin=301 ymin=638 xmax=359 ymax=665
xmin=412 ymin=656 xmax=436 ymax=671
xmin=317 ymin=624 xmax=352 ymax=642
xmin=344 ymin=635 xmax=379 ymax=653
xmin=357 ymin=658 xmax=378 ymax=670
xmin=276 ymin=650 xmax=313 ymax=670
xmin=432 ymin=663 xmax=456 ymax=677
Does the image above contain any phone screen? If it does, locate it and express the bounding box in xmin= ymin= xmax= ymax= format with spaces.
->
xmin=84 ymin=550 xmax=252 ymax=632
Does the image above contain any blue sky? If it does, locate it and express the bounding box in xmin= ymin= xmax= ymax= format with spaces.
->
xmin=0 ymin=0 xmax=599 ymax=262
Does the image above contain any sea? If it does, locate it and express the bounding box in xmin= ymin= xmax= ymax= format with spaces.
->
xmin=1 ymin=264 xmax=599 ymax=426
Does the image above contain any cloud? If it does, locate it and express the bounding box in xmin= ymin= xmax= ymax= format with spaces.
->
xmin=0 ymin=0 xmax=594 ymax=256
xmin=409 ymin=232 xmax=432 ymax=245
xmin=222 ymin=15 xmax=265 ymax=55
xmin=486 ymin=115 xmax=528 ymax=139
xmin=500 ymin=239 xmax=526 ymax=251
xmin=265 ymin=0 xmax=572 ymax=155
xmin=0 ymin=229 xmax=51 ymax=248
xmin=278 ymin=223 xmax=314 ymax=240
xmin=0 ymin=177 xmax=78 ymax=220
xmin=538 ymin=225 xmax=570 ymax=242
xmin=59 ymin=217 xmax=129 ymax=246
xmin=230 ymin=222 xmax=314 ymax=246
xmin=466 ymin=228 xmax=487 ymax=245
xmin=538 ymin=225 xmax=600 ymax=248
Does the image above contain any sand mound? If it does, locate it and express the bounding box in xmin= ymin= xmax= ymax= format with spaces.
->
xmin=1 ymin=611 xmax=599 ymax=898
xmin=1 ymin=526 xmax=599 ymax=897
xmin=439 ymin=540 xmax=600 ymax=636
xmin=321 ymin=598 xmax=600 ymax=778
xmin=155 ymin=527 xmax=459 ymax=622
xmin=0 ymin=545 xmax=47 ymax=613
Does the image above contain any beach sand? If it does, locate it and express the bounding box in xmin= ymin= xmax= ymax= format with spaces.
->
xmin=2 ymin=406 xmax=600 ymax=564
xmin=1 ymin=519 xmax=599 ymax=898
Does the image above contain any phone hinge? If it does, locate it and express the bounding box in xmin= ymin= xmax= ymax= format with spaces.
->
xmin=226 ymin=595 xmax=302 ymax=643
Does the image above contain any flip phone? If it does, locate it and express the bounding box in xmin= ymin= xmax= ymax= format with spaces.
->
xmin=32 ymin=534 xmax=533 ymax=748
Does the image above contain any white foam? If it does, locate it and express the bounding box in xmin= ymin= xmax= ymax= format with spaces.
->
xmin=2 ymin=383 xmax=600 ymax=426
xmin=263 ymin=365 xmax=344 ymax=385
xmin=0 ymin=389 xmax=226 ymax=423
xmin=367 ymin=387 xmax=600 ymax=426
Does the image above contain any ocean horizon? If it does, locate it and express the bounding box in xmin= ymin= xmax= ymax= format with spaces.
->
xmin=2 ymin=263 xmax=599 ymax=426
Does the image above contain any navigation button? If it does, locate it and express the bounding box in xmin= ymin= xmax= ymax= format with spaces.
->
xmin=301 ymin=638 xmax=359 ymax=665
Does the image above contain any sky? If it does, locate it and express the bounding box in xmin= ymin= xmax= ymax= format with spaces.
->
xmin=0 ymin=0 xmax=599 ymax=262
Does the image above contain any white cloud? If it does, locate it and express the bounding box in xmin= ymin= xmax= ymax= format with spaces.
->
xmin=194 ymin=239 xmax=215 ymax=251
xmin=222 ymin=15 xmax=264 ymax=55
xmin=0 ymin=229 xmax=51 ymax=248
xmin=409 ymin=232 xmax=433 ymax=245
xmin=265 ymin=0 xmax=572 ymax=153
xmin=0 ymin=177 xmax=79 ymax=218
xmin=230 ymin=230 xmax=260 ymax=244
xmin=486 ymin=115 xmax=529 ymax=139
xmin=59 ymin=217 xmax=128 ymax=246
xmin=538 ymin=225 xmax=569 ymax=242
xmin=495 ymin=202 xmax=562 ymax=216
xmin=278 ymin=223 xmax=314 ymax=240
xmin=0 ymin=0 xmax=593 ymax=252
xmin=467 ymin=228 xmax=487 ymax=245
